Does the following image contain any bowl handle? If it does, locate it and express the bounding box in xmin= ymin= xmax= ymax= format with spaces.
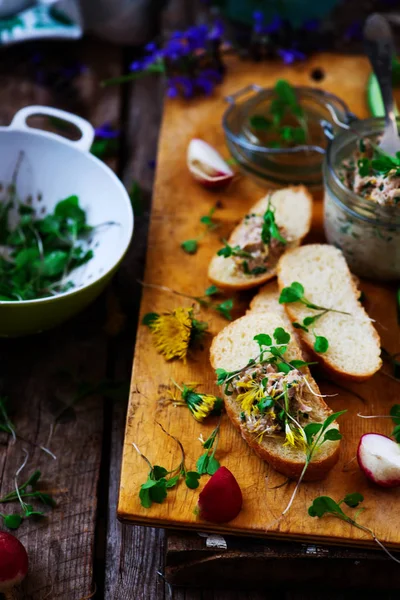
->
xmin=9 ymin=105 xmax=95 ymax=152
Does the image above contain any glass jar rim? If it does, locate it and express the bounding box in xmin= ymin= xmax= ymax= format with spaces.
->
xmin=326 ymin=116 xmax=400 ymax=225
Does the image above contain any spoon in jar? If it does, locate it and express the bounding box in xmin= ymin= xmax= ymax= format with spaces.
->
xmin=364 ymin=13 xmax=400 ymax=155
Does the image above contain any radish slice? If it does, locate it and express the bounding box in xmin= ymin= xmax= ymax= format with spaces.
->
xmin=0 ymin=532 xmax=28 ymax=592
xmin=187 ymin=139 xmax=234 ymax=188
xmin=357 ymin=433 xmax=400 ymax=488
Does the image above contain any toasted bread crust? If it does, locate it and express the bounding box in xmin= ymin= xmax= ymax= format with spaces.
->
xmin=223 ymin=398 xmax=340 ymax=481
xmin=208 ymin=185 xmax=313 ymax=290
xmin=210 ymin=313 xmax=340 ymax=481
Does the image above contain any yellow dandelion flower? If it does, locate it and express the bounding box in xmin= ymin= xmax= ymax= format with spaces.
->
xmin=169 ymin=381 xmax=222 ymax=422
xmin=284 ymin=423 xmax=307 ymax=450
xmin=236 ymin=380 xmax=265 ymax=414
xmin=143 ymin=308 xmax=207 ymax=361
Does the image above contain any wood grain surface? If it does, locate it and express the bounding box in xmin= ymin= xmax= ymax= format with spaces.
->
xmin=119 ymin=53 xmax=400 ymax=549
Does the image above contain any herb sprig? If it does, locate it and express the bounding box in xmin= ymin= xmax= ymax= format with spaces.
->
xmin=136 ymin=422 xmax=201 ymax=508
xmin=0 ymin=461 xmax=56 ymax=530
xmin=197 ymin=422 xmax=221 ymax=476
xmin=279 ymin=282 xmax=352 ymax=354
xmin=309 ymin=493 xmax=400 ymax=565
xmin=141 ymin=282 xmax=234 ymax=321
xmin=249 ymin=80 xmax=308 ymax=148
xmin=181 ymin=206 xmax=218 ymax=255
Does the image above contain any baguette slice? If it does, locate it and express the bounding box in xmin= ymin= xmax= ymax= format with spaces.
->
xmin=277 ymin=244 xmax=382 ymax=381
xmin=208 ymin=186 xmax=312 ymax=290
xmin=248 ymin=281 xmax=293 ymax=329
xmin=210 ymin=312 xmax=340 ymax=481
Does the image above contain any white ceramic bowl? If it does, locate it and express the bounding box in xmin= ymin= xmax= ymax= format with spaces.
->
xmin=0 ymin=105 xmax=134 ymax=336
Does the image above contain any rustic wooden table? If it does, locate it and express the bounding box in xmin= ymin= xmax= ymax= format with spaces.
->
xmin=0 ymin=3 xmax=399 ymax=600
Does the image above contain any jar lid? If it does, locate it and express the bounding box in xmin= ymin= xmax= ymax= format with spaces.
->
xmin=222 ymin=84 xmax=351 ymax=188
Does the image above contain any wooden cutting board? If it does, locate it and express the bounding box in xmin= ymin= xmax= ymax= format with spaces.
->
xmin=118 ymin=53 xmax=400 ymax=549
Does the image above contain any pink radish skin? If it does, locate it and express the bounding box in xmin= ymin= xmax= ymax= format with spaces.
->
xmin=0 ymin=532 xmax=28 ymax=592
xmin=357 ymin=433 xmax=400 ymax=488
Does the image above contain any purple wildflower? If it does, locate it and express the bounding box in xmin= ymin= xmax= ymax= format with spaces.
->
xmin=253 ymin=10 xmax=264 ymax=34
xmin=94 ymin=123 xmax=120 ymax=139
xmin=277 ymin=48 xmax=306 ymax=65
xmin=130 ymin=60 xmax=142 ymax=72
xmin=208 ymin=18 xmax=224 ymax=41
xmin=144 ymin=42 xmax=157 ymax=53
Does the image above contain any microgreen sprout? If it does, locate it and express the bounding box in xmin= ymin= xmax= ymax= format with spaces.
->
xmin=140 ymin=281 xmax=234 ymax=321
xmin=135 ymin=422 xmax=201 ymax=508
xmin=249 ymin=80 xmax=308 ymax=148
xmin=196 ymin=421 xmax=221 ymax=476
xmin=308 ymin=492 xmax=400 ymax=565
xmin=181 ymin=206 xmax=219 ymax=255
xmin=279 ymin=281 xmax=352 ymax=353
xmin=357 ymin=404 xmax=400 ymax=443
xmin=0 ymin=453 xmax=56 ymax=530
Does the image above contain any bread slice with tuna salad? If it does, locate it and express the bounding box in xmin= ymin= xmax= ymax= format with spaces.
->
xmin=210 ymin=312 xmax=341 ymax=481
xmin=208 ymin=186 xmax=312 ymax=291
xmin=277 ymin=244 xmax=382 ymax=381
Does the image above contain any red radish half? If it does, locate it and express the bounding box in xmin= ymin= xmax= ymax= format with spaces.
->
xmin=357 ymin=433 xmax=400 ymax=488
xmin=0 ymin=532 xmax=28 ymax=591
xmin=197 ymin=466 xmax=243 ymax=523
xmin=187 ymin=139 xmax=234 ymax=188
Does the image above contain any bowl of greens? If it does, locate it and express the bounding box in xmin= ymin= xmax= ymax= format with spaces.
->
xmin=0 ymin=105 xmax=133 ymax=337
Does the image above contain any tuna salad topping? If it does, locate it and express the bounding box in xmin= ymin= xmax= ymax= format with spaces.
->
xmin=340 ymin=138 xmax=400 ymax=206
xmin=217 ymin=200 xmax=288 ymax=276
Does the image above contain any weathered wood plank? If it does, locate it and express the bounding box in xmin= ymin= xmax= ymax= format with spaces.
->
xmin=0 ymin=38 xmax=122 ymax=599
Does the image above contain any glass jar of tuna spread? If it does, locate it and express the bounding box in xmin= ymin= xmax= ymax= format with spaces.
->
xmin=323 ymin=117 xmax=400 ymax=281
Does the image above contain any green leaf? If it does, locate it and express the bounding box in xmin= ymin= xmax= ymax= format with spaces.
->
xmin=166 ymin=474 xmax=180 ymax=488
xmin=185 ymin=471 xmax=201 ymax=489
xmin=254 ymin=333 xmax=272 ymax=348
xmin=279 ymin=282 xmax=304 ymax=304
xmin=357 ymin=158 xmax=370 ymax=177
xmin=249 ymin=114 xmax=272 ymax=131
xmin=392 ymin=423 xmax=400 ymax=443
xmin=181 ymin=239 xmax=198 ymax=254
xmin=13 ymin=248 xmax=39 ymax=270
xmin=293 ymin=322 xmax=308 ymax=332
xmin=308 ymin=496 xmax=345 ymax=518
xmin=323 ymin=429 xmax=342 ymax=442
xmin=273 ymin=327 xmax=291 ymax=345
xmin=152 ymin=465 xmax=168 ymax=480
xmin=42 ymin=250 xmax=69 ymax=277
xmin=217 ymin=244 xmax=232 ymax=258
xmin=321 ymin=410 xmax=347 ymax=432
xmin=277 ymin=362 xmax=291 ymax=374
xmin=390 ymin=404 xmax=400 ymax=425
xmin=3 ymin=513 xmax=23 ymax=529
xmin=26 ymin=470 xmax=41 ymax=488
xmin=257 ymin=396 xmax=274 ymax=413
xmin=215 ymin=368 xmax=229 ymax=385
xmin=141 ymin=478 xmax=158 ymax=490
xmin=216 ymin=299 xmax=234 ymax=320
xmin=205 ymin=285 xmax=219 ymax=296
xmin=55 ymin=195 xmax=86 ymax=227
xmin=343 ymin=492 xmax=364 ymax=508
xmin=35 ymin=492 xmax=57 ymax=508
xmin=275 ymin=79 xmax=299 ymax=108
xmin=142 ymin=312 xmax=159 ymax=326
xmin=303 ymin=422 xmax=323 ymax=445
xmin=139 ymin=487 xmax=152 ymax=508
xmin=314 ymin=336 xmax=329 ymax=353
xmin=207 ymin=456 xmax=220 ymax=475
xmin=290 ymin=359 xmax=317 ymax=369
xmin=196 ymin=452 xmax=210 ymax=475
xmin=149 ymin=479 xmax=168 ymax=503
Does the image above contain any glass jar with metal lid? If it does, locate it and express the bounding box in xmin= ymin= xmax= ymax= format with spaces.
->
xmin=323 ymin=117 xmax=400 ymax=281
xmin=222 ymin=84 xmax=351 ymax=188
